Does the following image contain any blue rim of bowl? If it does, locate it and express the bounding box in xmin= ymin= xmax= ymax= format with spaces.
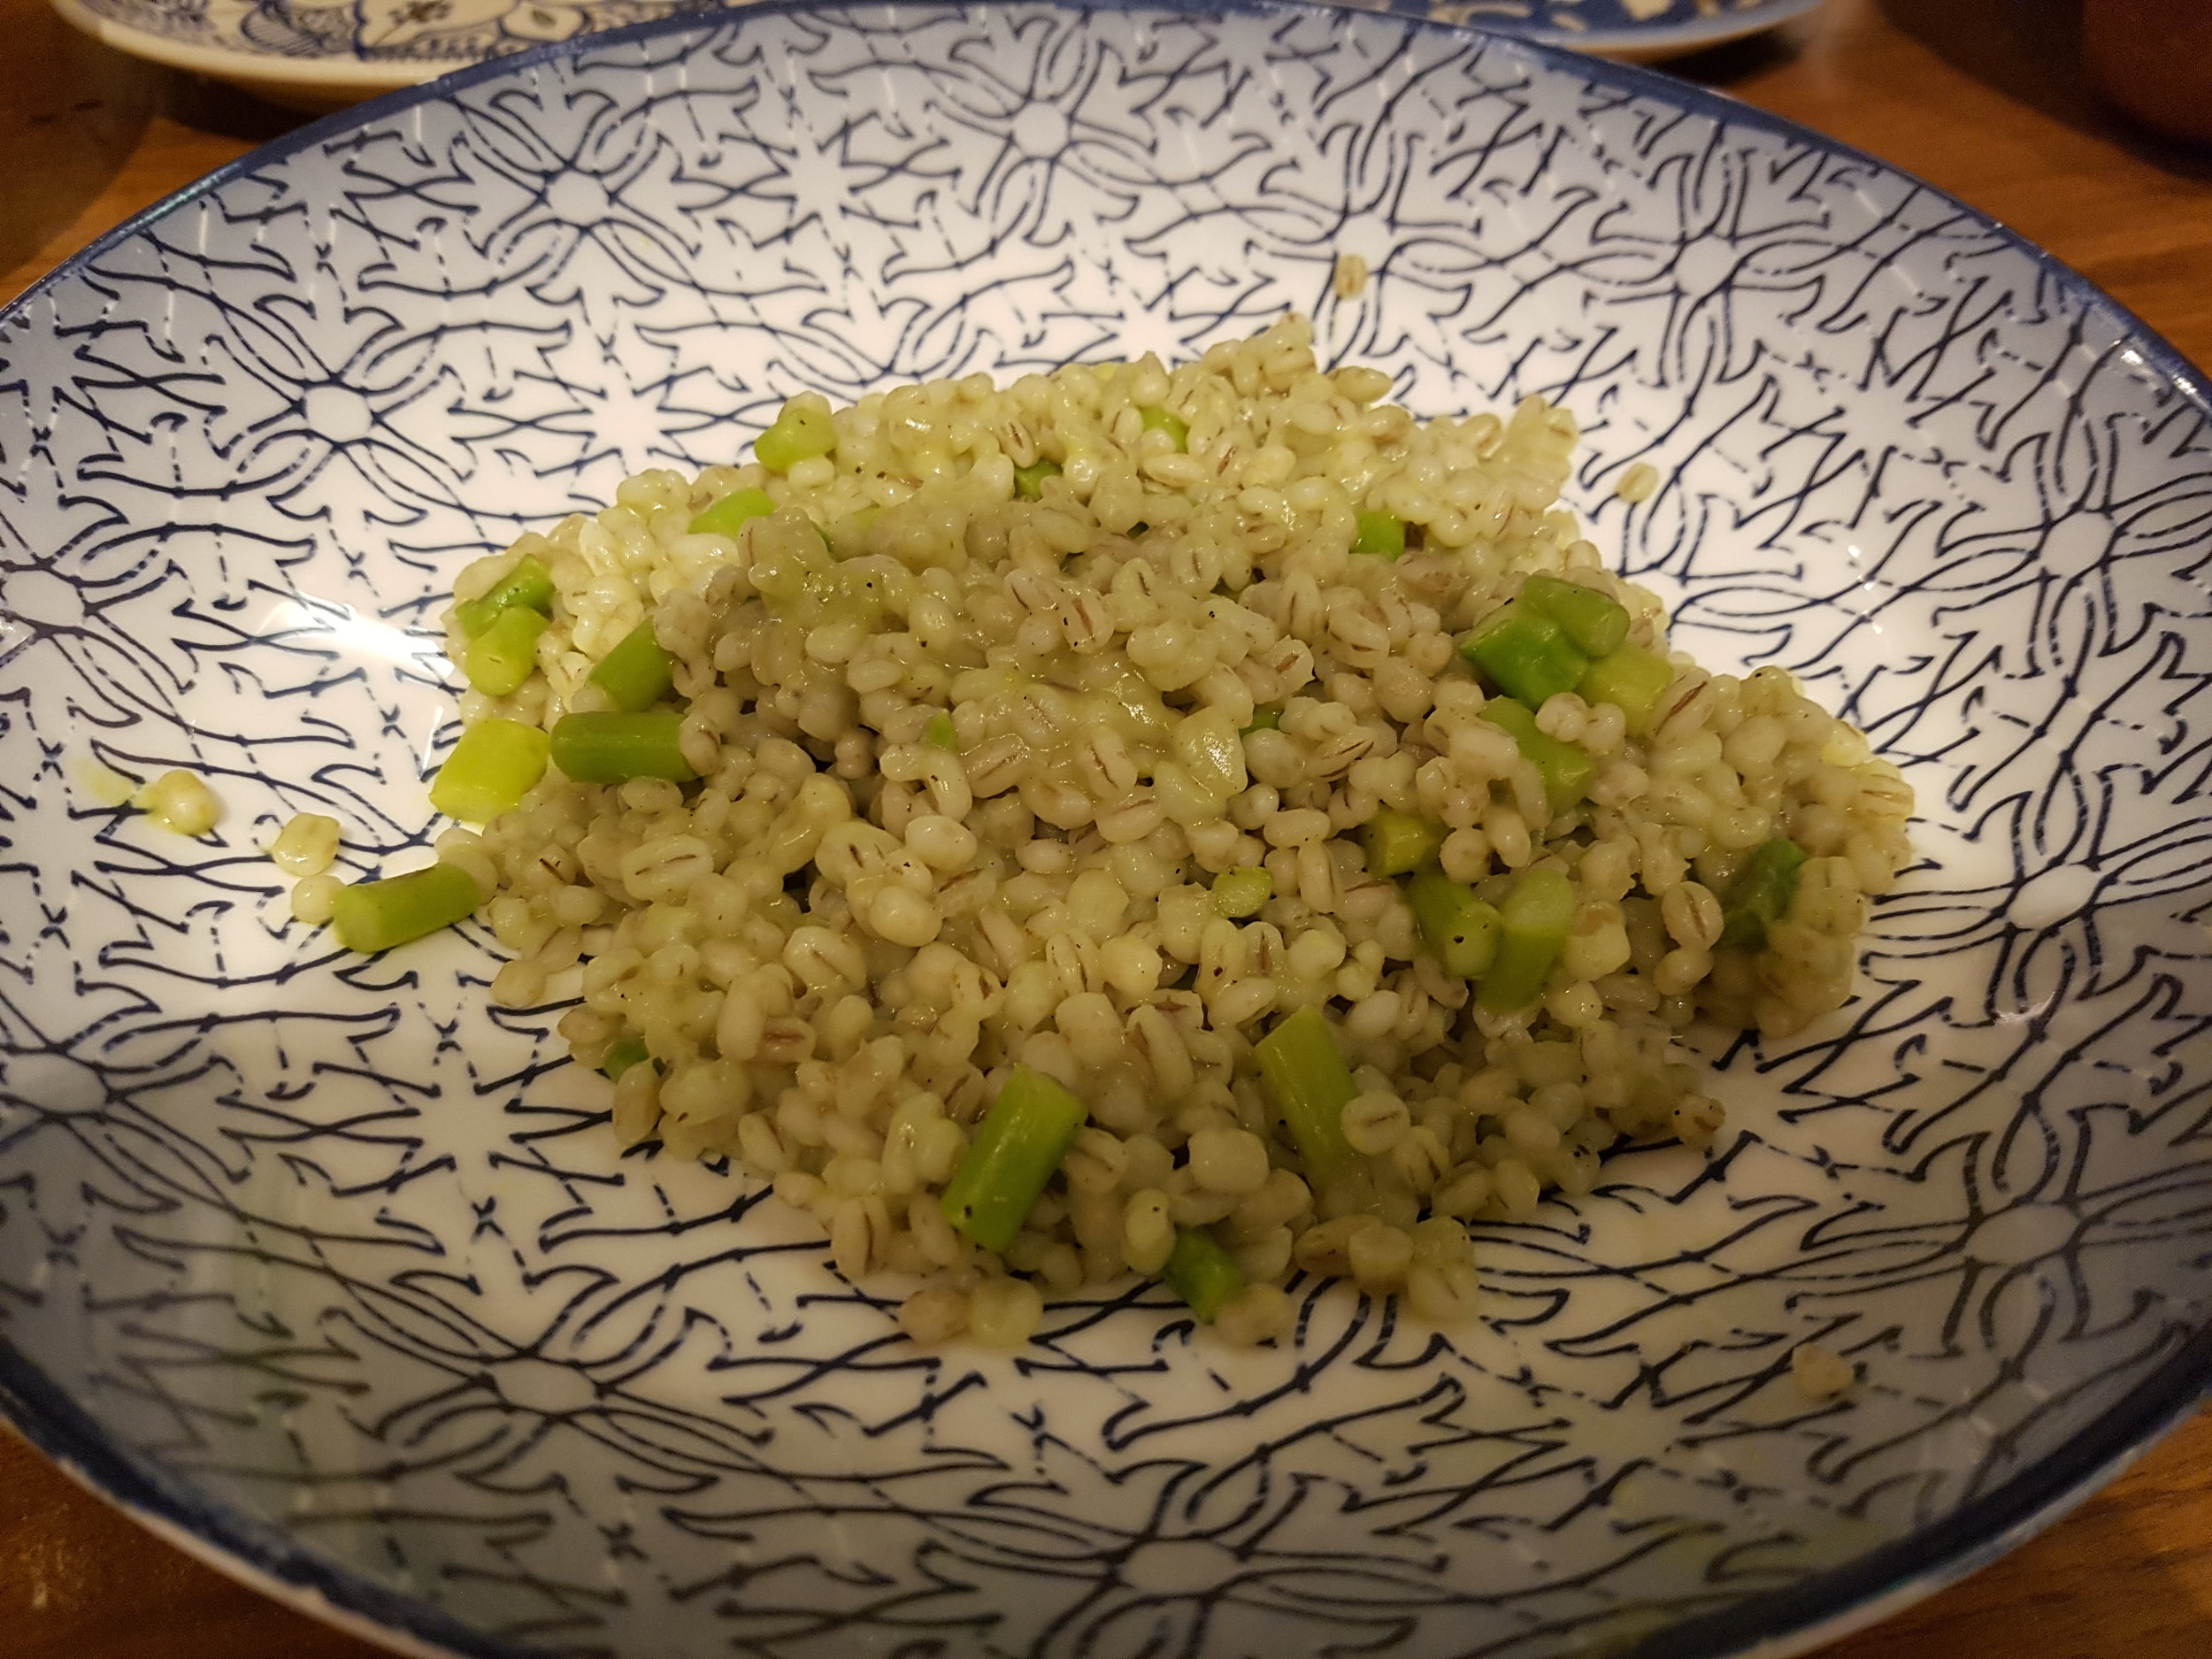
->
xmin=46 ymin=0 xmax=1825 ymax=83
xmin=4 ymin=4 xmax=2211 ymax=1655
xmin=1516 ymin=0 xmax=1824 ymax=57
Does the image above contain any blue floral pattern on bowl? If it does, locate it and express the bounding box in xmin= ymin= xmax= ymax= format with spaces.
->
xmin=2 ymin=5 xmax=2208 ymax=1658
xmin=58 ymin=0 xmax=1823 ymax=72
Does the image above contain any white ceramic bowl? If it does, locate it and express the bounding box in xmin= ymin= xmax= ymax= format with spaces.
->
xmin=49 ymin=0 xmax=1824 ymax=107
xmin=2 ymin=5 xmax=2208 ymax=1657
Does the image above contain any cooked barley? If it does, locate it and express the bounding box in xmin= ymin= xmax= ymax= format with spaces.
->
xmin=441 ymin=315 xmax=1910 ymax=1349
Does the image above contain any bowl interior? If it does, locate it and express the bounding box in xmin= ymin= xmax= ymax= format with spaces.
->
xmin=4 ymin=6 xmax=2211 ymax=1657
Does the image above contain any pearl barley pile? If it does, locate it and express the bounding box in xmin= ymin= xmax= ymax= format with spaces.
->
xmin=423 ymin=315 xmax=1911 ymax=1348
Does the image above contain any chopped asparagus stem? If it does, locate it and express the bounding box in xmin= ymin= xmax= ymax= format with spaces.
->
xmin=1477 ymin=866 xmax=1576 ymax=1011
xmin=1363 ymin=806 xmax=1446 ymax=878
xmin=331 ymin=863 xmax=481 ymax=955
xmin=1213 ymin=866 xmax=1274 ymax=918
xmin=1460 ymin=602 xmax=1588 ymax=707
xmin=1012 ymin=457 xmax=1063 ymax=499
xmin=754 ymin=400 xmax=836 ymax=472
xmin=1479 ymin=697 xmax=1597 ymax=813
xmin=924 ymin=710 xmax=960 ymax=750
xmin=549 ymin=710 xmax=698 ymax=785
xmin=1578 ymin=644 xmax=1675 ymax=734
xmin=1352 ymin=510 xmax=1407 ymax=558
xmin=1521 ymin=572 xmax=1631 ymax=657
xmin=1164 ymin=1227 xmax=1248 ymax=1322
xmin=687 ymin=486 xmax=776 ymax=539
xmin=1719 ymin=836 xmax=1810 ymax=949
xmin=463 ymin=603 xmax=549 ymax=697
xmin=1254 ymin=1005 xmax=1362 ymax=1189
xmin=1241 ymin=705 xmax=1282 ymax=733
xmin=601 ymin=1035 xmax=651 ymax=1080
xmin=1406 ymin=869 xmax=1504 ymax=979
xmin=1138 ymin=405 xmax=1189 ymax=450
xmin=455 ymin=555 xmax=554 ymax=639
xmin=588 ymin=619 xmax=675 ymax=713
xmin=429 ymin=718 xmax=551 ymax=824
xmin=940 ymin=1064 xmax=1091 ymax=1251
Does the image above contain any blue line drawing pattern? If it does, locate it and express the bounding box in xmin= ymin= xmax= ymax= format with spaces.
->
xmin=4 ymin=4 xmax=2211 ymax=1656
xmin=66 ymin=0 xmax=1822 ymax=69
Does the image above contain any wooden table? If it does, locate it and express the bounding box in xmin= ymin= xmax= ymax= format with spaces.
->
xmin=4 ymin=0 xmax=2212 ymax=1653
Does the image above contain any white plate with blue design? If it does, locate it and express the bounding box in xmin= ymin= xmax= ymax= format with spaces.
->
xmin=3 ymin=4 xmax=2209 ymax=1658
xmin=50 ymin=0 xmax=1825 ymax=106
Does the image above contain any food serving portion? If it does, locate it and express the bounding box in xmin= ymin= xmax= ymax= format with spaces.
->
xmin=380 ymin=316 xmax=1915 ymax=1345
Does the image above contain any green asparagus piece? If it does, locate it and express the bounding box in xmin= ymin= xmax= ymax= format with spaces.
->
xmin=454 ymin=555 xmax=555 ymax=638
xmin=1363 ymin=807 xmax=1446 ymax=878
xmin=463 ymin=603 xmax=549 ymax=697
xmin=549 ymin=710 xmax=698 ymax=785
xmin=925 ymin=711 xmax=959 ymax=750
xmin=1352 ymin=511 xmax=1407 ymax=559
xmin=687 ymin=486 xmax=777 ymax=539
xmin=754 ymin=401 xmax=837 ymax=472
xmin=1476 ymin=866 xmax=1576 ymax=1011
xmin=601 ymin=1036 xmax=651 ymax=1080
xmin=1719 ymin=836 xmax=1810 ymax=950
xmin=1241 ymin=705 xmax=1282 ymax=733
xmin=331 ymin=863 xmax=481 ymax=955
xmin=1164 ymin=1227 xmax=1248 ymax=1323
xmin=1406 ymin=868 xmax=1503 ymax=979
xmin=940 ymin=1064 xmax=1091 ymax=1251
xmin=1578 ymin=644 xmax=1675 ymax=734
xmin=1138 ymin=405 xmax=1189 ymax=450
xmin=1212 ymin=866 xmax=1274 ymax=918
xmin=428 ymin=718 xmax=550 ymax=824
xmin=1521 ymin=572 xmax=1630 ymax=657
xmin=1460 ymin=603 xmax=1588 ymax=708
xmin=1012 ymin=457 xmax=1062 ymax=499
xmin=1254 ymin=1005 xmax=1362 ymax=1189
xmin=588 ymin=619 xmax=674 ymax=713
xmin=1479 ymin=697 xmax=1598 ymax=814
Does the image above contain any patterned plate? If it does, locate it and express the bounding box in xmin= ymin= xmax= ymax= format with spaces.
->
xmin=4 ymin=4 xmax=2209 ymax=1658
xmin=48 ymin=0 xmax=1825 ymax=105
xmin=1434 ymin=0 xmax=1826 ymax=59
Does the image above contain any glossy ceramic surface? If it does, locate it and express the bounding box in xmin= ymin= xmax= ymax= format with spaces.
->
xmin=47 ymin=0 xmax=1826 ymax=104
xmin=2 ymin=5 xmax=2208 ymax=1657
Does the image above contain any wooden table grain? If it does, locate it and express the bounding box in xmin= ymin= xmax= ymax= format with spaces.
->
xmin=4 ymin=0 xmax=2211 ymax=1655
